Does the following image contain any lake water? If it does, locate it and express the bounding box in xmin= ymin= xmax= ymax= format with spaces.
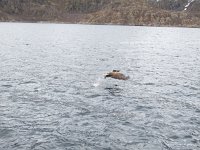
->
xmin=0 ymin=23 xmax=200 ymax=150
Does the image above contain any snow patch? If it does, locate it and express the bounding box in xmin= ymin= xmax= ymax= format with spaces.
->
xmin=184 ymin=0 xmax=195 ymax=11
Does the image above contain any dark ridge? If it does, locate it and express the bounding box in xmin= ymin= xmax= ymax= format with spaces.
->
xmin=0 ymin=0 xmax=200 ymax=27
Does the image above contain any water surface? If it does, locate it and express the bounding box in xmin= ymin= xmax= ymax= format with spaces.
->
xmin=0 ymin=23 xmax=200 ymax=150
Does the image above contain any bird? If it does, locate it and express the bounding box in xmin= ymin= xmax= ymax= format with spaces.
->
xmin=104 ymin=70 xmax=129 ymax=80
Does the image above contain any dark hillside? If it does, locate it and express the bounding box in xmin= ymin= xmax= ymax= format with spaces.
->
xmin=0 ymin=0 xmax=200 ymax=27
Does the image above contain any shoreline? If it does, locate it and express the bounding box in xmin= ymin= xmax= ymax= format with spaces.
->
xmin=0 ymin=21 xmax=199 ymax=29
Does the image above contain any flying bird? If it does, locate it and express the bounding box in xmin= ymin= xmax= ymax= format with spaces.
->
xmin=104 ymin=70 xmax=129 ymax=80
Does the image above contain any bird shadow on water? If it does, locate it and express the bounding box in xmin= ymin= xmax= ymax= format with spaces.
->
xmin=92 ymin=76 xmax=126 ymax=97
xmin=104 ymin=85 xmax=123 ymax=97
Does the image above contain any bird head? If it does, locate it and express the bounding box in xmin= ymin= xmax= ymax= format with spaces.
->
xmin=104 ymin=72 xmax=112 ymax=78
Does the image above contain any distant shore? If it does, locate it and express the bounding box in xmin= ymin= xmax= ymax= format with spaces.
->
xmin=0 ymin=21 xmax=199 ymax=29
xmin=1 ymin=0 xmax=200 ymax=29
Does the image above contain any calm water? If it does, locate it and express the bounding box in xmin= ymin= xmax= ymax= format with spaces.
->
xmin=0 ymin=23 xmax=200 ymax=150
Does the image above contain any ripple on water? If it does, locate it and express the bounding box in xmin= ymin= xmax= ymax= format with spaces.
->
xmin=135 ymin=105 xmax=154 ymax=111
xmin=1 ymin=84 xmax=13 ymax=88
xmin=84 ymin=94 xmax=102 ymax=99
xmin=19 ymin=81 xmax=38 ymax=85
xmin=53 ymin=89 xmax=66 ymax=93
xmin=75 ymin=107 xmax=91 ymax=116
xmin=16 ymin=80 xmax=40 ymax=92
xmin=0 ymin=129 xmax=14 ymax=138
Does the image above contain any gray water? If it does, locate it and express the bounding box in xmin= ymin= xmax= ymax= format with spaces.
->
xmin=0 ymin=23 xmax=200 ymax=150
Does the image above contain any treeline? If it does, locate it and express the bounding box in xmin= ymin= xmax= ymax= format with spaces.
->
xmin=149 ymin=0 xmax=189 ymax=11
xmin=0 ymin=0 xmax=49 ymax=14
xmin=65 ymin=0 xmax=110 ymax=13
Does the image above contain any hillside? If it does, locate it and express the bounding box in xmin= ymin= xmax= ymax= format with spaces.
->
xmin=0 ymin=0 xmax=200 ymax=27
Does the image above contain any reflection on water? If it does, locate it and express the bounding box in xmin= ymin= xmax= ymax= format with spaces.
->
xmin=105 ymin=86 xmax=123 ymax=97
xmin=0 ymin=23 xmax=200 ymax=150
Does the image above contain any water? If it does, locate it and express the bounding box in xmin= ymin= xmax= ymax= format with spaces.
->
xmin=0 ymin=23 xmax=200 ymax=150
